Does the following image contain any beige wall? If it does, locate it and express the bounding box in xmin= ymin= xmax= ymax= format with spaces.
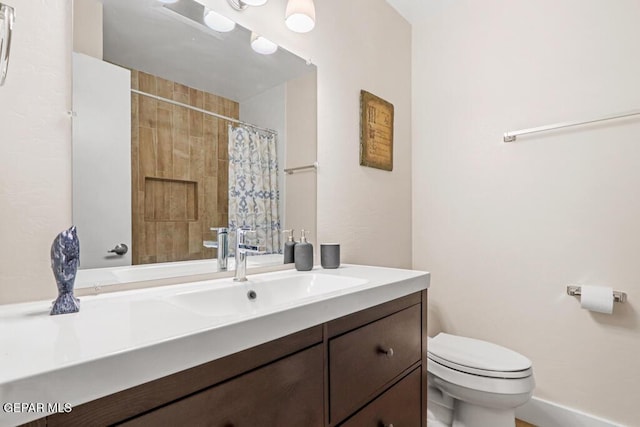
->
xmin=411 ymin=1 xmax=640 ymax=424
xmin=72 ymin=0 xmax=102 ymax=59
xmin=285 ymin=71 xmax=318 ymax=250
xmin=200 ymin=0 xmax=413 ymax=267
xmin=0 ymin=0 xmax=71 ymax=304
xmin=0 ymin=0 xmax=412 ymax=304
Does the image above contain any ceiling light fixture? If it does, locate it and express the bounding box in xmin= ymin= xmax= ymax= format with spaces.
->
xmin=227 ymin=0 xmax=268 ymax=11
xmin=242 ymin=0 xmax=268 ymax=5
xmin=285 ymin=0 xmax=315 ymax=33
xmin=250 ymin=32 xmax=278 ymax=55
xmin=203 ymin=8 xmax=236 ymax=33
xmin=226 ymin=0 xmax=316 ymax=34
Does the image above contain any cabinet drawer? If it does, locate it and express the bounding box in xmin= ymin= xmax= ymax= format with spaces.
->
xmin=340 ymin=368 xmax=421 ymax=427
xmin=329 ymin=304 xmax=422 ymax=423
xmin=121 ymin=345 xmax=324 ymax=427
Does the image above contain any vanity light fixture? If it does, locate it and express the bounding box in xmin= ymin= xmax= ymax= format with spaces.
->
xmin=285 ymin=0 xmax=315 ymax=33
xmin=203 ymin=8 xmax=236 ymax=33
xmin=250 ymin=32 xmax=278 ymax=55
xmin=226 ymin=0 xmax=315 ymax=33
xmin=242 ymin=0 xmax=268 ymax=5
xmin=227 ymin=0 xmax=268 ymax=12
xmin=0 ymin=2 xmax=15 ymax=86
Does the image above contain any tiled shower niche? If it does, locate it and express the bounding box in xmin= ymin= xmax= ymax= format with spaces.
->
xmin=131 ymin=70 xmax=235 ymax=265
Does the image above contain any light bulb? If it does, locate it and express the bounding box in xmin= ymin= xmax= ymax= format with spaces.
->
xmin=250 ymin=32 xmax=278 ymax=55
xmin=203 ymin=9 xmax=236 ymax=33
xmin=285 ymin=0 xmax=315 ymax=33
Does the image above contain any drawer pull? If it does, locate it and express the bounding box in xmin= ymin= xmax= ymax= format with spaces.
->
xmin=378 ymin=346 xmax=394 ymax=357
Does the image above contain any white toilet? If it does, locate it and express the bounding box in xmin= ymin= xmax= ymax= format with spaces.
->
xmin=427 ymin=333 xmax=535 ymax=427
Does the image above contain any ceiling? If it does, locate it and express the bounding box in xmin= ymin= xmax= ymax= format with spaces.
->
xmin=101 ymin=0 xmax=313 ymax=102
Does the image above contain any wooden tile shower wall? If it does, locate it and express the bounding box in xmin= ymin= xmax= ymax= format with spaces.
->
xmin=131 ymin=70 xmax=237 ymax=265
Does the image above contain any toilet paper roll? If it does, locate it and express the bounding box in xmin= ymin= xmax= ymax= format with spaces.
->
xmin=580 ymin=285 xmax=614 ymax=314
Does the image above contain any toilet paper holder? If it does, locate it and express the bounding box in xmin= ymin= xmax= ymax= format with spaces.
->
xmin=566 ymin=285 xmax=627 ymax=303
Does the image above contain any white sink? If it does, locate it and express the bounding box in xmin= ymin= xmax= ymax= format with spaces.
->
xmin=76 ymin=254 xmax=285 ymax=288
xmin=0 ymin=264 xmax=429 ymax=427
xmin=165 ymin=273 xmax=368 ymax=317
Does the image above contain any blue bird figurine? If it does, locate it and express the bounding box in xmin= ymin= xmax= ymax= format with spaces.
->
xmin=50 ymin=226 xmax=80 ymax=315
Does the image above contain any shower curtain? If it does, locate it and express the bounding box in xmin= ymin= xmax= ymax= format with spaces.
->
xmin=228 ymin=125 xmax=281 ymax=255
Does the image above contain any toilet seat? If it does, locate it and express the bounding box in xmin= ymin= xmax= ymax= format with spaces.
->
xmin=428 ymin=333 xmax=532 ymax=379
xmin=427 ymin=357 xmax=535 ymax=395
xmin=428 ymin=352 xmax=532 ymax=379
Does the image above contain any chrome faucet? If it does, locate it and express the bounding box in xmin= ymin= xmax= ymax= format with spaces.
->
xmin=234 ymin=227 xmax=265 ymax=282
xmin=210 ymin=227 xmax=229 ymax=271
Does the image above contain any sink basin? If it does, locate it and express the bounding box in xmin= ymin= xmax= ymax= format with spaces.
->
xmin=165 ymin=273 xmax=368 ymax=317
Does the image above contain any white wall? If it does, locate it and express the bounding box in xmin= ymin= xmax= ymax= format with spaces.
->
xmin=411 ymin=1 xmax=640 ymax=425
xmin=0 ymin=0 xmax=412 ymax=304
xmin=0 ymin=0 xmax=71 ymax=304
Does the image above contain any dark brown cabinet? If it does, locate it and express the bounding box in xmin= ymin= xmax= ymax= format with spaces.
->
xmin=340 ymin=368 xmax=422 ymax=427
xmin=121 ymin=345 xmax=324 ymax=427
xmin=329 ymin=304 xmax=422 ymax=423
xmin=31 ymin=290 xmax=427 ymax=427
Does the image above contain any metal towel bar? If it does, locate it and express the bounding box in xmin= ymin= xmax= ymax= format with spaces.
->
xmin=284 ymin=162 xmax=318 ymax=175
xmin=504 ymin=109 xmax=640 ymax=142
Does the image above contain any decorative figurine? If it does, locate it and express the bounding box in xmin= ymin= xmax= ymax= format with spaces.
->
xmin=50 ymin=226 xmax=80 ymax=315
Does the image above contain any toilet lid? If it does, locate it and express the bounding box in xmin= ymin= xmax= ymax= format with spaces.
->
xmin=428 ymin=333 xmax=532 ymax=379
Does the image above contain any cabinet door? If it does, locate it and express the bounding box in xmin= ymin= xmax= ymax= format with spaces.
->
xmin=329 ymin=304 xmax=421 ymax=423
xmin=340 ymin=368 xmax=421 ymax=427
xmin=120 ymin=345 xmax=323 ymax=427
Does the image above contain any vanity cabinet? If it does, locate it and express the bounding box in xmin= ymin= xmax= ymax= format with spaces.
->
xmin=329 ymin=304 xmax=422 ymax=424
xmin=29 ymin=290 xmax=427 ymax=427
xmin=340 ymin=368 xmax=422 ymax=427
xmin=121 ymin=345 xmax=324 ymax=427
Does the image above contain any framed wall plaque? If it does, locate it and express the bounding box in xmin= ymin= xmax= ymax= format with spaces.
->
xmin=359 ymin=90 xmax=394 ymax=171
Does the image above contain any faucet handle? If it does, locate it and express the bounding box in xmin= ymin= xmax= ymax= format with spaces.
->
xmin=236 ymin=226 xmax=256 ymax=236
xmin=236 ymin=227 xmax=266 ymax=254
xmin=210 ymin=227 xmax=228 ymax=234
xmin=239 ymin=244 xmax=267 ymax=254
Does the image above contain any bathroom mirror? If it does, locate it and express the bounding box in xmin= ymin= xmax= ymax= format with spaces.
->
xmin=72 ymin=0 xmax=317 ymax=287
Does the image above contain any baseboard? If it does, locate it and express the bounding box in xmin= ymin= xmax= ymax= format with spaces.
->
xmin=515 ymin=397 xmax=626 ymax=427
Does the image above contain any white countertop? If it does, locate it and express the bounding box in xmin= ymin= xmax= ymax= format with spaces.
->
xmin=0 ymin=264 xmax=429 ymax=426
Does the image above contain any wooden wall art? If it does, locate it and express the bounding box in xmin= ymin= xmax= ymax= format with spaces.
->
xmin=359 ymin=90 xmax=394 ymax=171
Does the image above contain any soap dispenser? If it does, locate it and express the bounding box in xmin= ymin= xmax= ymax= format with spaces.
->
xmin=294 ymin=229 xmax=313 ymax=271
xmin=283 ymin=229 xmax=296 ymax=264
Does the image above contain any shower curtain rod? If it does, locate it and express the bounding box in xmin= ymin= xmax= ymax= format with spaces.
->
xmin=131 ymin=89 xmax=278 ymax=135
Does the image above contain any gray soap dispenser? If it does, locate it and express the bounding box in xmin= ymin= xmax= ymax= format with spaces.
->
xmin=283 ymin=229 xmax=296 ymax=264
xmin=294 ymin=229 xmax=313 ymax=271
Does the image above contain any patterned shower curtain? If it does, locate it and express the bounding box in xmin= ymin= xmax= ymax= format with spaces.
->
xmin=228 ymin=125 xmax=281 ymax=255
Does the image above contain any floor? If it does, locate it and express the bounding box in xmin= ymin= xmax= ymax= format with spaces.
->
xmin=516 ymin=420 xmax=537 ymax=427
